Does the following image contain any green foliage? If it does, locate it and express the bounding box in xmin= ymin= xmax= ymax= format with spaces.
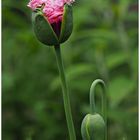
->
xmin=3 ymin=0 xmax=138 ymax=139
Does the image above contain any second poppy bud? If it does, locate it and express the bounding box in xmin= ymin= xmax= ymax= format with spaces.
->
xmin=81 ymin=113 xmax=105 ymax=140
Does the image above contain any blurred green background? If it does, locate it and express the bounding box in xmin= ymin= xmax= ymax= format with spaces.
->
xmin=2 ymin=0 xmax=138 ymax=139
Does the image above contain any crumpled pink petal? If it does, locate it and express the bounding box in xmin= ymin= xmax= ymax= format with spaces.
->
xmin=27 ymin=0 xmax=46 ymax=10
xmin=27 ymin=0 xmax=74 ymax=24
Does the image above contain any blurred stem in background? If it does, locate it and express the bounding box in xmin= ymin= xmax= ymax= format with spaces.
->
xmin=94 ymin=50 xmax=109 ymax=83
xmin=54 ymin=46 xmax=76 ymax=140
xmin=117 ymin=22 xmax=134 ymax=80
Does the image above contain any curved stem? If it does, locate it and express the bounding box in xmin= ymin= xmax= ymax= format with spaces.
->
xmin=90 ymin=79 xmax=107 ymax=139
xmin=54 ymin=45 xmax=76 ymax=140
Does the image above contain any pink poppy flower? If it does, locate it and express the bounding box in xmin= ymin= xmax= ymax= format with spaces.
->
xmin=27 ymin=0 xmax=75 ymax=24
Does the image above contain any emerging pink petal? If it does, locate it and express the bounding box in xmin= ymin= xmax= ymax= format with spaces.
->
xmin=27 ymin=0 xmax=75 ymax=24
xmin=27 ymin=0 xmax=45 ymax=10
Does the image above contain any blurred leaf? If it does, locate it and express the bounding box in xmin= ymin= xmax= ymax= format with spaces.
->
xmin=106 ymin=51 xmax=128 ymax=69
xmin=108 ymin=76 xmax=135 ymax=107
xmin=2 ymin=72 xmax=14 ymax=91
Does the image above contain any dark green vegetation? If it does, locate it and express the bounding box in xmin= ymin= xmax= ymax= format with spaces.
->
xmin=3 ymin=0 xmax=138 ymax=139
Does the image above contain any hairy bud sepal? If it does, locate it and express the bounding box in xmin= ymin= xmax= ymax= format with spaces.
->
xmin=32 ymin=12 xmax=59 ymax=46
xmin=81 ymin=113 xmax=105 ymax=140
xmin=59 ymin=4 xmax=73 ymax=43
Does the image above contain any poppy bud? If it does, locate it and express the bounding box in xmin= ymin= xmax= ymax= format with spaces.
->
xmin=81 ymin=113 xmax=105 ymax=140
xmin=31 ymin=4 xmax=73 ymax=46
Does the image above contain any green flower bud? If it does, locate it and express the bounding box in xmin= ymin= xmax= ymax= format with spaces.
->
xmin=81 ymin=113 xmax=105 ymax=140
xmin=32 ymin=4 xmax=73 ymax=46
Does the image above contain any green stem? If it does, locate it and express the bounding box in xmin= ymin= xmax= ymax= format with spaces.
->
xmin=54 ymin=45 xmax=76 ymax=140
xmin=90 ymin=79 xmax=107 ymax=140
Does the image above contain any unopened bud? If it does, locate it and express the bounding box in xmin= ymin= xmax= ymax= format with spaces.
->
xmin=32 ymin=4 xmax=73 ymax=46
xmin=81 ymin=113 xmax=105 ymax=140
